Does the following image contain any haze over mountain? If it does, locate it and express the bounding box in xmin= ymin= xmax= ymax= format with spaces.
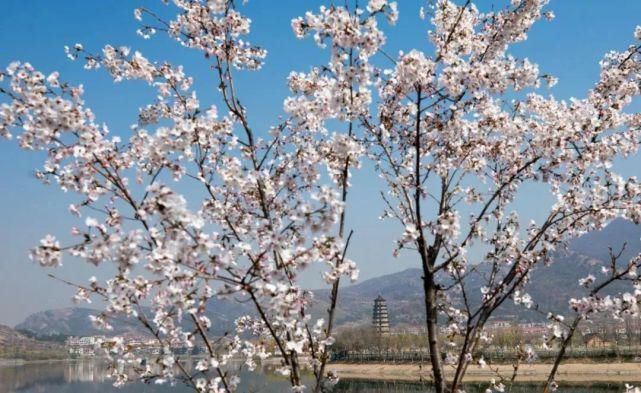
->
xmin=13 ymin=219 xmax=641 ymax=338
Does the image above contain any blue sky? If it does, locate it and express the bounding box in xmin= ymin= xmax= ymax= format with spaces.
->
xmin=1 ymin=1 xmax=641 ymax=326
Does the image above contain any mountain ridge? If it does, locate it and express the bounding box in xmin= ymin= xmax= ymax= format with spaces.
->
xmin=14 ymin=218 xmax=641 ymax=337
xmin=0 ymin=324 xmax=65 ymax=359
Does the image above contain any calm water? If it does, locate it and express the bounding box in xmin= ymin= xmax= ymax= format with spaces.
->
xmin=0 ymin=361 xmax=627 ymax=393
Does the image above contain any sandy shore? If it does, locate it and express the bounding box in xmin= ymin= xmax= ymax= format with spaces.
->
xmin=328 ymin=362 xmax=641 ymax=383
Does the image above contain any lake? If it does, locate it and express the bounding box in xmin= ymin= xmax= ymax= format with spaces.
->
xmin=0 ymin=361 xmax=629 ymax=392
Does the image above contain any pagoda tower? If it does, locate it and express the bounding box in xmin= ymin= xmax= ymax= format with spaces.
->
xmin=372 ymin=295 xmax=390 ymax=334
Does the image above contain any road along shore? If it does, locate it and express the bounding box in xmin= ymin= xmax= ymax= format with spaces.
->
xmin=328 ymin=362 xmax=641 ymax=383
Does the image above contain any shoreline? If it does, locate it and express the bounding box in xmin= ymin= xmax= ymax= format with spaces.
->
xmin=3 ymin=358 xmax=641 ymax=384
xmin=0 ymin=358 xmax=82 ymax=367
xmin=327 ymin=362 xmax=641 ymax=383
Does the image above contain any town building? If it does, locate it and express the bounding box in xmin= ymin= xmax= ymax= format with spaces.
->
xmin=65 ymin=336 xmax=106 ymax=357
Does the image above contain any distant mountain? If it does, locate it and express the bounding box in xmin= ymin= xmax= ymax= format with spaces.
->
xmin=0 ymin=324 xmax=65 ymax=359
xmin=502 ymin=250 xmax=612 ymax=318
xmin=313 ymin=268 xmax=426 ymax=327
xmin=15 ymin=219 xmax=641 ymax=336
xmin=13 ymin=300 xmax=273 ymax=339
xmin=15 ymin=307 xmax=144 ymax=338
xmin=0 ymin=325 xmax=34 ymax=347
xmin=569 ymin=218 xmax=641 ymax=262
xmin=318 ymin=219 xmax=641 ymax=326
xmin=315 ymin=251 xmax=630 ymax=327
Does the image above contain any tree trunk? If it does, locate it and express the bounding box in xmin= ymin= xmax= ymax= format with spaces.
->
xmin=423 ymin=268 xmax=446 ymax=393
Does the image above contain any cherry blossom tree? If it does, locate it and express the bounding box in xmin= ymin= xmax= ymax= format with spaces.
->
xmin=0 ymin=1 xmax=361 ymax=392
xmin=290 ymin=0 xmax=641 ymax=392
xmin=292 ymin=0 xmax=641 ymax=392
xmin=3 ymin=0 xmax=641 ymax=392
xmin=347 ymin=1 xmax=641 ymax=392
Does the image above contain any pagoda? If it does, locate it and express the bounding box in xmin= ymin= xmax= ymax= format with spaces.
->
xmin=372 ymin=295 xmax=390 ymax=335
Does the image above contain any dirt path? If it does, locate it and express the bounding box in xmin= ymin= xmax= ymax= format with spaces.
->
xmin=328 ymin=362 xmax=641 ymax=383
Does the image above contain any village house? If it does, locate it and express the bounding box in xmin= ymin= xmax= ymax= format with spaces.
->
xmin=583 ymin=333 xmax=611 ymax=348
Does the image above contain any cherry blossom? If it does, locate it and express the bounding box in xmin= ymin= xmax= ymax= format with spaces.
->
xmin=4 ymin=1 xmax=641 ymax=392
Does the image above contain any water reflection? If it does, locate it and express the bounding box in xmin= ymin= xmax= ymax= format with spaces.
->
xmin=0 ymin=361 xmax=291 ymax=393
xmin=0 ymin=362 xmax=113 ymax=393
xmin=0 ymin=361 xmax=629 ymax=393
